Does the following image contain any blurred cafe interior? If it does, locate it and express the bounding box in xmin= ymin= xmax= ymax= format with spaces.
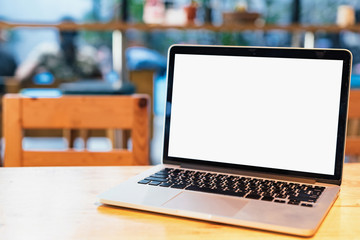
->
xmin=1 ymin=0 xmax=360 ymax=165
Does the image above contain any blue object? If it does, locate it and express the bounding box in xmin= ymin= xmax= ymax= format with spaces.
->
xmin=20 ymin=88 xmax=62 ymax=98
xmin=154 ymin=74 xmax=167 ymax=116
xmin=351 ymin=74 xmax=360 ymax=88
xmin=59 ymin=80 xmax=135 ymax=95
xmin=105 ymin=71 xmax=120 ymax=83
xmin=33 ymin=72 xmax=55 ymax=85
xmin=126 ymin=47 xmax=167 ymax=73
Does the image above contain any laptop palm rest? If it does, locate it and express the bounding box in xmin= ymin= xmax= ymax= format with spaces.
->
xmin=162 ymin=191 xmax=248 ymax=217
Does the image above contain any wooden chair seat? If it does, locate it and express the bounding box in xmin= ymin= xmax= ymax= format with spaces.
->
xmin=3 ymin=94 xmax=150 ymax=167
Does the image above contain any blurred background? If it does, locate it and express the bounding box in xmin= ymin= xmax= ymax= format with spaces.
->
xmin=1 ymin=0 xmax=360 ymax=164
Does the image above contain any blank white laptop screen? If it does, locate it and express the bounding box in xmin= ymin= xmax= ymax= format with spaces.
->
xmin=168 ymin=54 xmax=344 ymax=175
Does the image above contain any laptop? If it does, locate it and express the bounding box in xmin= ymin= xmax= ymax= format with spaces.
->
xmin=99 ymin=45 xmax=352 ymax=237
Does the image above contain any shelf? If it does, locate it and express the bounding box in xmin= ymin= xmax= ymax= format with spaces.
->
xmin=1 ymin=20 xmax=360 ymax=33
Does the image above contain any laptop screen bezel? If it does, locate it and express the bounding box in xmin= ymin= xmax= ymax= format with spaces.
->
xmin=162 ymin=45 xmax=352 ymax=184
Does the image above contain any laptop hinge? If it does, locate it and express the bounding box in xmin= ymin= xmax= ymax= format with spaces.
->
xmin=180 ymin=163 xmax=316 ymax=184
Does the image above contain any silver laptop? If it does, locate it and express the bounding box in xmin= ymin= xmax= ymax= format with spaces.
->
xmin=99 ymin=45 xmax=352 ymax=237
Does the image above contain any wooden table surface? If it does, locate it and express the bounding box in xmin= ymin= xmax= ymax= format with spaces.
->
xmin=1 ymin=164 xmax=360 ymax=240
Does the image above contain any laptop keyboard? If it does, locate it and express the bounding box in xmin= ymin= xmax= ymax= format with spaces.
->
xmin=138 ymin=168 xmax=325 ymax=207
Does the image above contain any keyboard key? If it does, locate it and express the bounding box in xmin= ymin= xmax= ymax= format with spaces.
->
xmin=138 ymin=179 xmax=150 ymax=184
xmin=145 ymin=177 xmax=167 ymax=182
xmin=275 ymin=193 xmax=287 ymax=199
xmin=149 ymin=181 xmax=162 ymax=186
xmin=314 ymin=186 xmax=325 ymax=191
xmin=199 ymin=187 xmax=220 ymax=194
xmin=261 ymin=196 xmax=274 ymax=201
xmin=223 ymin=190 xmax=246 ymax=197
xmin=153 ymin=173 xmax=168 ymax=178
xmin=188 ymin=185 xmax=209 ymax=190
xmin=291 ymin=196 xmax=317 ymax=203
xmin=301 ymin=203 xmax=313 ymax=207
xmin=288 ymin=200 xmax=300 ymax=205
xmin=186 ymin=185 xmax=202 ymax=191
xmin=313 ymin=191 xmax=323 ymax=196
xmin=274 ymin=199 xmax=286 ymax=203
xmin=159 ymin=182 xmax=172 ymax=187
xmin=309 ymin=194 xmax=319 ymax=199
xmin=171 ymin=183 xmax=187 ymax=189
xmin=245 ymin=194 xmax=261 ymax=199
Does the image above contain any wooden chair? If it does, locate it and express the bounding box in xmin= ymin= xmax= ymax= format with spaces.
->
xmin=346 ymin=90 xmax=360 ymax=157
xmin=129 ymin=70 xmax=155 ymax=137
xmin=3 ymin=94 xmax=150 ymax=167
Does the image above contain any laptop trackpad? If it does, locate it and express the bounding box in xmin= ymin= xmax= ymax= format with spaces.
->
xmin=162 ymin=191 xmax=248 ymax=217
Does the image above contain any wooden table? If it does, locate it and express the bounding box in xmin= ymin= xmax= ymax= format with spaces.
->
xmin=1 ymin=164 xmax=360 ymax=240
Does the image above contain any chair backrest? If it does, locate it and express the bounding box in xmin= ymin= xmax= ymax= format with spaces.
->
xmin=346 ymin=90 xmax=360 ymax=156
xmin=3 ymin=94 xmax=150 ymax=167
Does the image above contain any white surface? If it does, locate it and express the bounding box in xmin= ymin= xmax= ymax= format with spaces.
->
xmin=168 ymin=54 xmax=344 ymax=175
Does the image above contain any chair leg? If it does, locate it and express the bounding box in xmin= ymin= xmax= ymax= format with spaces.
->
xmin=106 ymin=129 xmax=115 ymax=149
xmin=106 ymin=130 xmax=130 ymax=149
xmin=3 ymin=96 xmax=22 ymax=167
xmin=122 ymin=130 xmax=131 ymax=149
xmin=79 ymin=129 xmax=89 ymax=149
xmin=63 ymin=129 xmax=77 ymax=149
